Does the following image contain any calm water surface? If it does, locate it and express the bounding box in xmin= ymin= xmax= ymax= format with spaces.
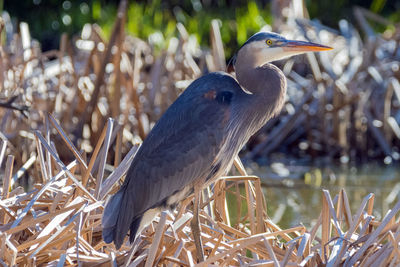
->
xmin=248 ymin=162 xmax=400 ymax=229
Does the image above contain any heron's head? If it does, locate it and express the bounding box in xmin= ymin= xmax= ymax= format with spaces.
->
xmin=236 ymin=31 xmax=332 ymax=67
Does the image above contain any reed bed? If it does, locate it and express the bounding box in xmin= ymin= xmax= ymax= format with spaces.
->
xmin=0 ymin=1 xmax=400 ymax=266
xmin=1 ymin=119 xmax=400 ymax=266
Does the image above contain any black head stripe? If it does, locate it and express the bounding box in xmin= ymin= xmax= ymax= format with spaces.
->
xmin=241 ymin=32 xmax=284 ymax=48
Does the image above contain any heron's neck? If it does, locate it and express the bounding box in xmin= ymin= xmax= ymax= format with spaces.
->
xmin=234 ymin=48 xmax=287 ymax=98
xmin=234 ymin=47 xmax=287 ymax=122
xmin=234 ymin=46 xmax=268 ymax=93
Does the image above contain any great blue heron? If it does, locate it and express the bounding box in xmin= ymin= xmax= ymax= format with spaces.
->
xmin=102 ymin=31 xmax=332 ymax=261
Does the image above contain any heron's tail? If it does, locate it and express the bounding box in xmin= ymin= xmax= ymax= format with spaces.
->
xmin=102 ymin=189 xmax=142 ymax=249
xmin=102 ymin=190 xmax=124 ymax=246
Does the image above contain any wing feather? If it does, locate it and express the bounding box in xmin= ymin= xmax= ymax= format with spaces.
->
xmin=108 ymin=72 xmax=242 ymax=247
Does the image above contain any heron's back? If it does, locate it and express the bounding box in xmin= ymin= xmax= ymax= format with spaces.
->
xmin=102 ymin=72 xmax=248 ymax=248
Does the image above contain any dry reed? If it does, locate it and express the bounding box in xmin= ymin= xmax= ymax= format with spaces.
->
xmin=0 ymin=0 xmax=400 ymax=266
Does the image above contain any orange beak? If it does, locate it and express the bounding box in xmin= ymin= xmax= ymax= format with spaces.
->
xmin=282 ymin=40 xmax=333 ymax=52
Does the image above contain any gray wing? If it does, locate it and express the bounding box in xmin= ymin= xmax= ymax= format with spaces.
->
xmin=107 ymin=72 xmax=242 ymax=247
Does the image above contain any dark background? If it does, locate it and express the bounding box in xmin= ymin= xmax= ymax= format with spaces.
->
xmin=3 ymin=0 xmax=400 ymax=54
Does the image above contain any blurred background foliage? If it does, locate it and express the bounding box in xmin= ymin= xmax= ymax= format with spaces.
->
xmin=3 ymin=0 xmax=400 ymax=57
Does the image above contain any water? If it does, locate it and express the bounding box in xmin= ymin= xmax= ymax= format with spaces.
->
xmin=249 ymin=162 xmax=400 ymax=229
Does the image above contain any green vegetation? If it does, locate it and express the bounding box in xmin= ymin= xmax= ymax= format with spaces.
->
xmin=87 ymin=0 xmax=272 ymax=58
xmin=3 ymin=0 xmax=400 ymax=57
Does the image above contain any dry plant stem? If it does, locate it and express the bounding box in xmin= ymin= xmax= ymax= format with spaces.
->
xmin=2 ymin=155 xmax=14 ymax=200
xmin=99 ymin=144 xmax=139 ymax=199
xmin=34 ymin=131 xmax=96 ymax=202
xmin=81 ymin=123 xmax=108 ymax=188
xmin=1 ymin=155 xmax=13 ymax=225
xmin=0 ymin=140 xmax=7 ymax=168
xmin=347 ymin=199 xmax=400 ymax=266
xmin=210 ymin=19 xmax=226 ymax=72
xmin=145 ymin=211 xmax=167 ymax=267
xmin=111 ymin=22 xmax=123 ymax=119
xmin=191 ymin=184 xmax=205 ymax=263
xmin=94 ymin=118 xmax=114 ymax=199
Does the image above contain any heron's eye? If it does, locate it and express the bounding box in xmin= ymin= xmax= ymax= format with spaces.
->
xmin=266 ymin=39 xmax=273 ymax=46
